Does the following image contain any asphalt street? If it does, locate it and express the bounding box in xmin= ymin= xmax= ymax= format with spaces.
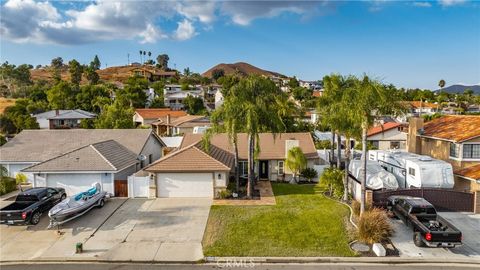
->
xmin=1 ymin=263 xmax=479 ymax=270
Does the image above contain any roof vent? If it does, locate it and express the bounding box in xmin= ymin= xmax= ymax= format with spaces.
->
xmin=418 ymin=156 xmax=432 ymax=161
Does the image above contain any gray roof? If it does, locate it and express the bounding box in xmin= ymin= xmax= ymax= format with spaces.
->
xmin=34 ymin=109 xmax=96 ymax=120
xmin=0 ymin=129 xmax=162 ymax=163
xmin=23 ymin=140 xmax=138 ymax=172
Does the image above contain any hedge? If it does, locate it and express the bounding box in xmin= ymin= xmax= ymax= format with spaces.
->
xmin=0 ymin=177 xmax=17 ymax=196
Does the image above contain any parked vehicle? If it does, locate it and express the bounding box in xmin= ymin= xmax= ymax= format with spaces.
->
xmin=0 ymin=187 xmax=66 ymax=225
xmin=48 ymin=183 xmax=107 ymax=228
xmin=388 ymin=196 xmax=462 ymax=248
xmin=349 ymin=160 xmax=399 ymax=190
xmin=369 ymin=150 xmax=454 ymax=189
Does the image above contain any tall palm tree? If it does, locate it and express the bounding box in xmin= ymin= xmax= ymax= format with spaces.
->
xmin=139 ymin=50 xmax=143 ymax=63
xmin=148 ymin=51 xmax=152 ymax=60
xmin=438 ymin=79 xmax=446 ymax=89
xmin=348 ymin=75 xmax=406 ymax=214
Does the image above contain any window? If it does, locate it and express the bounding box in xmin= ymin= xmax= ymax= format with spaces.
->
xmin=408 ymin=167 xmax=415 ymax=176
xmin=450 ymin=143 xmax=460 ymax=158
xmin=371 ymin=141 xmax=379 ymax=149
xmin=463 ymin=144 xmax=480 ymax=159
xmin=278 ymin=161 xmax=284 ymax=175
xmin=148 ymin=154 xmax=153 ymax=164
xmin=217 ymin=173 xmax=222 ymax=179
xmin=239 ymin=161 xmax=248 ymax=175
xmin=390 ymin=141 xmax=400 ymax=149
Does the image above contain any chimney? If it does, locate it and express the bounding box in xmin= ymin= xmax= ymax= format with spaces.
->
xmin=166 ymin=114 xmax=171 ymax=136
xmin=55 ymin=109 xmax=59 ymax=116
xmin=407 ymin=117 xmax=424 ymax=154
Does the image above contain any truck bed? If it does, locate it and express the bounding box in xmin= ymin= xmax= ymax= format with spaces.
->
xmin=1 ymin=201 xmax=36 ymax=211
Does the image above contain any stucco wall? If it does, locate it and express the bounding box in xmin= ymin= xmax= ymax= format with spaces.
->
xmin=140 ymin=134 xmax=163 ymax=166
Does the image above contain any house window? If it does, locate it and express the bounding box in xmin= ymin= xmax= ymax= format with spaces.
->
xmin=450 ymin=143 xmax=460 ymax=158
xmin=239 ymin=161 xmax=248 ymax=175
xmin=390 ymin=141 xmax=400 ymax=149
xmin=148 ymin=154 xmax=152 ymax=164
xmin=371 ymin=141 xmax=379 ymax=149
xmin=463 ymin=144 xmax=480 ymax=159
xmin=278 ymin=161 xmax=284 ymax=175
xmin=218 ymin=173 xmax=222 ymax=179
xmin=408 ymin=168 xmax=415 ymax=176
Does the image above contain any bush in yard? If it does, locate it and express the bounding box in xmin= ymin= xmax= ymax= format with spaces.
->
xmin=217 ymin=189 xmax=232 ymax=199
xmin=301 ymin=167 xmax=318 ymax=182
xmin=319 ymin=168 xmax=344 ymax=199
xmin=351 ymin=200 xmax=373 ymax=216
xmin=15 ymin=173 xmax=27 ymax=185
xmin=0 ymin=177 xmax=17 ymax=196
xmin=357 ymin=208 xmax=393 ymax=244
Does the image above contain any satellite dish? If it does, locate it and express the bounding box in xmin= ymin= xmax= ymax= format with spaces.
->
xmin=137 ymin=155 xmax=147 ymax=161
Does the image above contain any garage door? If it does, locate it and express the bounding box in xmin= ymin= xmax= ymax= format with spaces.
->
xmin=46 ymin=174 xmax=103 ymax=196
xmin=157 ymin=173 xmax=213 ymax=197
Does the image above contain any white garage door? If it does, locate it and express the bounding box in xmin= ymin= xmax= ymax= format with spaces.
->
xmin=46 ymin=174 xmax=103 ymax=196
xmin=157 ymin=173 xmax=213 ymax=197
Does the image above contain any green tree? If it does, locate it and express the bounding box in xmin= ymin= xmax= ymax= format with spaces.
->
xmin=95 ymin=99 xmax=135 ymax=129
xmin=183 ymin=95 xmax=206 ymax=115
xmin=50 ymin=57 xmax=63 ymax=82
xmin=85 ymin=66 xmax=99 ymax=84
xmin=92 ymin=55 xmax=101 ymax=70
xmin=47 ymin=81 xmax=75 ymax=109
xmin=117 ymin=76 xmax=148 ymax=108
xmin=0 ymin=99 xmax=39 ymax=134
xmin=288 ymin=76 xmax=300 ymax=88
xmin=438 ymin=79 xmax=446 ymax=89
xmin=320 ymin=168 xmax=344 ymax=198
xmin=76 ymin=84 xmax=111 ymax=113
xmin=291 ymin=86 xmax=313 ymax=102
xmin=184 ymin=67 xmax=191 ymax=77
xmin=285 ymin=146 xmax=307 ymax=183
xmin=212 ymin=69 xmax=225 ymax=81
xmin=156 ymin=54 xmax=169 ymax=70
xmin=68 ymin=59 xmax=83 ymax=85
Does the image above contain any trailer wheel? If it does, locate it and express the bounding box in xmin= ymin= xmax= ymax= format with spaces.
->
xmin=30 ymin=211 xmax=42 ymax=225
xmin=97 ymin=199 xmax=105 ymax=208
xmin=414 ymin=232 xmax=424 ymax=247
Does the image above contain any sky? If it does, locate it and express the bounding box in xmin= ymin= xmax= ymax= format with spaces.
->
xmin=1 ymin=0 xmax=479 ymax=90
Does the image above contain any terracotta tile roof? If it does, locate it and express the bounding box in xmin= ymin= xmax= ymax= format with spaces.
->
xmin=312 ymin=91 xmax=322 ymax=97
xmin=367 ymin=122 xmax=402 ymax=137
xmin=135 ymin=108 xmax=187 ymax=120
xmin=144 ymin=143 xmax=231 ymax=172
xmin=454 ymin=164 xmax=480 ymax=181
xmin=422 ymin=115 xmax=480 ymax=142
xmin=181 ymin=133 xmax=318 ymax=160
xmin=408 ymin=101 xmax=440 ymax=109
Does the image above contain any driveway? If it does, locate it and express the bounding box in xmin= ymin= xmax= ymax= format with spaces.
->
xmin=84 ymin=198 xmax=212 ymax=262
xmin=0 ymin=198 xmax=127 ymax=261
xmin=390 ymin=212 xmax=480 ymax=259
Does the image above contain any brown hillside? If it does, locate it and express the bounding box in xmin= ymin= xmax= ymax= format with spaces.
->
xmin=202 ymin=62 xmax=285 ymax=78
xmin=0 ymin=98 xmax=16 ymax=114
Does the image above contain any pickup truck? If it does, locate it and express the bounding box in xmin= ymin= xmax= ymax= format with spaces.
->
xmin=388 ymin=196 xmax=462 ymax=248
xmin=0 ymin=187 xmax=66 ymax=225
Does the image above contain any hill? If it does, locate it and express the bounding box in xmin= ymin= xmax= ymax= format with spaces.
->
xmin=435 ymin=84 xmax=480 ymax=95
xmin=0 ymin=98 xmax=16 ymax=114
xmin=202 ymin=62 xmax=285 ymax=78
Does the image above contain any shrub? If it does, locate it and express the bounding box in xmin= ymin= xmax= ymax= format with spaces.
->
xmin=351 ymin=200 xmax=372 ymax=217
xmin=217 ymin=189 xmax=232 ymax=199
xmin=301 ymin=167 xmax=318 ymax=182
xmin=15 ymin=173 xmax=27 ymax=185
xmin=319 ymin=168 xmax=344 ymax=199
xmin=357 ymin=208 xmax=393 ymax=244
xmin=0 ymin=177 xmax=17 ymax=196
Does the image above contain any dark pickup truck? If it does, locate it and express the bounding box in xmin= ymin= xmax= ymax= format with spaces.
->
xmin=388 ymin=196 xmax=462 ymax=248
xmin=0 ymin=187 xmax=66 ymax=225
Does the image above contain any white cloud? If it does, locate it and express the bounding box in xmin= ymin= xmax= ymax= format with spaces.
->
xmin=173 ymin=19 xmax=197 ymax=41
xmin=439 ymin=0 xmax=467 ymax=6
xmin=176 ymin=1 xmax=216 ymax=24
xmin=413 ymin=2 xmax=433 ymax=7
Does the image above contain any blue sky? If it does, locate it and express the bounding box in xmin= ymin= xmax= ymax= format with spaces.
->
xmin=1 ymin=0 xmax=479 ymax=90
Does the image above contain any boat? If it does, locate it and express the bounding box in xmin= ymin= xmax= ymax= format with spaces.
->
xmin=349 ymin=160 xmax=399 ymax=190
xmin=48 ymin=183 xmax=107 ymax=228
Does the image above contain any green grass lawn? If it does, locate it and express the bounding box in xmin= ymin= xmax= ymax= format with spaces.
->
xmin=202 ymin=183 xmax=356 ymax=257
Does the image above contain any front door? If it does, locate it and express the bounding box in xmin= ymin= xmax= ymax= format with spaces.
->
xmin=114 ymin=180 xmax=128 ymax=197
xmin=259 ymin=160 xmax=269 ymax=179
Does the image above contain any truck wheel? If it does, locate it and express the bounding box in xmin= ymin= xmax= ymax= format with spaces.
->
xmin=414 ymin=232 xmax=424 ymax=247
xmin=97 ymin=199 xmax=105 ymax=208
xmin=30 ymin=212 xmax=42 ymax=225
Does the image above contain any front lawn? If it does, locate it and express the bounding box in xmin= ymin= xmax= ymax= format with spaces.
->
xmin=202 ymin=183 xmax=356 ymax=257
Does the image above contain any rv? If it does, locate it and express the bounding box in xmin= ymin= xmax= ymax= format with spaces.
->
xmin=349 ymin=160 xmax=399 ymax=190
xmin=368 ymin=150 xmax=454 ymax=189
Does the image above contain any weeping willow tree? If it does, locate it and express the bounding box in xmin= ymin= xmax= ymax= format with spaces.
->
xmin=285 ymin=146 xmax=307 ymax=183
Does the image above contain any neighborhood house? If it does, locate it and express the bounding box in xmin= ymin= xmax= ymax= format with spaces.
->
xmin=33 ymin=109 xmax=96 ymax=129
xmin=367 ymin=122 xmax=407 ymax=150
xmin=133 ymin=108 xmax=187 ymax=127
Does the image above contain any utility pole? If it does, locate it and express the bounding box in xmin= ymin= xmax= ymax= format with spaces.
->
xmin=127 ymin=53 xmax=130 ymax=66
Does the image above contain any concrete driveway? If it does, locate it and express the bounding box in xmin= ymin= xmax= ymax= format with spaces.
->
xmin=390 ymin=212 xmax=480 ymax=259
xmin=0 ymin=198 xmax=127 ymax=261
xmin=84 ymin=198 xmax=212 ymax=262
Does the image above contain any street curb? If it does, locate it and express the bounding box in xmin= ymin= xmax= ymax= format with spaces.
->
xmin=1 ymin=257 xmax=480 ymax=265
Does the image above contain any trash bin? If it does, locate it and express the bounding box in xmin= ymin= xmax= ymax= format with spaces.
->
xmin=76 ymin=242 xmax=83 ymax=253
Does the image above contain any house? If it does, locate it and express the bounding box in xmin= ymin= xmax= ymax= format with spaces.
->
xmin=367 ymin=122 xmax=407 ymax=150
xmin=133 ymin=108 xmax=187 ymax=126
xmin=397 ymin=101 xmax=440 ymax=122
xmin=33 ymin=109 xmax=96 ymax=129
xmin=130 ymin=67 xmax=178 ymax=81
xmin=0 ymin=129 xmax=164 ymax=196
xmin=163 ymin=85 xmax=203 ymax=110
xmin=143 ymin=132 xmax=319 ymax=198
xmin=407 ymin=115 xmax=480 ymax=192
xmin=214 ymin=90 xmax=224 ymax=109
xmin=151 ymin=115 xmax=211 ymax=136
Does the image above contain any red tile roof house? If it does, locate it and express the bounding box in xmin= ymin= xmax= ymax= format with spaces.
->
xmin=367 ymin=122 xmax=408 ymax=150
xmin=144 ymin=133 xmax=320 ymax=198
xmin=133 ymin=108 xmax=187 ymax=127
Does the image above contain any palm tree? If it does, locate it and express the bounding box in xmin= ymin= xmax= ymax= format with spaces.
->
xmin=438 ymin=79 xmax=446 ymax=89
xmin=348 ymin=75 xmax=406 ymax=214
xmin=285 ymin=147 xmax=307 ymax=183
xmin=139 ymin=50 xmax=142 ymax=63
xmin=148 ymin=51 xmax=152 ymax=61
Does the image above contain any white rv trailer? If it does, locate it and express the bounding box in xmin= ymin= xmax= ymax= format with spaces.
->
xmin=348 ymin=160 xmax=399 ymax=190
xmin=368 ymin=150 xmax=454 ymax=189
